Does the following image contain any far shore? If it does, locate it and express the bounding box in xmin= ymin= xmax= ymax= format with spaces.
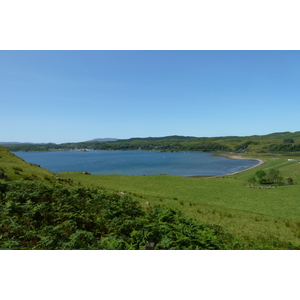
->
xmin=188 ymin=153 xmax=265 ymax=178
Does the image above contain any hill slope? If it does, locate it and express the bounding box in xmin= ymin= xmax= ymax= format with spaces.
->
xmin=2 ymin=131 xmax=300 ymax=153
xmin=0 ymin=146 xmax=67 ymax=184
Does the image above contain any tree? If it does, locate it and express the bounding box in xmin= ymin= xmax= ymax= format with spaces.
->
xmin=285 ymin=177 xmax=294 ymax=185
xmin=266 ymin=169 xmax=283 ymax=184
xmin=254 ymin=169 xmax=283 ymax=185
xmin=248 ymin=176 xmax=257 ymax=184
xmin=283 ymin=139 xmax=294 ymax=143
xmin=255 ymin=170 xmax=267 ymax=184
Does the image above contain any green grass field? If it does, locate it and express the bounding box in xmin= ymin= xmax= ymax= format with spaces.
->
xmin=59 ymin=156 xmax=300 ymax=247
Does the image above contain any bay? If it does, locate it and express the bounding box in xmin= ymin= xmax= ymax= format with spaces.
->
xmin=13 ymin=150 xmax=259 ymax=177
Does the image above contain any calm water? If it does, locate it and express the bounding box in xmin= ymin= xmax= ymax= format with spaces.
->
xmin=14 ymin=150 xmax=259 ymax=177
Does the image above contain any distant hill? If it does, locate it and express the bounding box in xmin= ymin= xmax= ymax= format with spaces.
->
xmin=256 ymin=131 xmax=300 ymax=140
xmin=1 ymin=131 xmax=300 ymax=153
xmin=85 ymin=138 xmax=119 ymax=142
xmin=125 ymin=135 xmax=196 ymax=141
xmin=0 ymin=142 xmax=34 ymax=145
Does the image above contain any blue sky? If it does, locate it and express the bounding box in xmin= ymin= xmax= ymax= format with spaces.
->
xmin=1 ymin=50 xmax=300 ymax=143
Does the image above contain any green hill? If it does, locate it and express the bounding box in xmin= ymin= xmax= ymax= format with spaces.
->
xmin=2 ymin=131 xmax=300 ymax=154
xmin=0 ymin=146 xmax=68 ymax=184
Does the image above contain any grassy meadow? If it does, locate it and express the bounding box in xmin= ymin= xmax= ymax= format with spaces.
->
xmin=59 ymin=155 xmax=300 ymax=248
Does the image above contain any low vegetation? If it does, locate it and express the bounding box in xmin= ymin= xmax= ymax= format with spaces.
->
xmin=248 ymin=169 xmax=284 ymax=185
xmin=0 ymin=146 xmax=58 ymax=183
xmin=1 ymin=133 xmax=300 ymax=250
xmin=0 ymin=181 xmax=238 ymax=250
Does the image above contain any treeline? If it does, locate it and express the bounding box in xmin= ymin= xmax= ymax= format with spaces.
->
xmin=3 ymin=133 xmax=300 ymax=154
xmin=1 ymin=144 xmax=52 ymax=152
xmin=264 ymin=144 xmax=300 ymax=152
xmin=234 ymin=141 xmax=259 ymax=151
xmin=248 ymin=169 xmax=294 ymax=185
xmin=3 ymin=137 xmax=232 ymax=153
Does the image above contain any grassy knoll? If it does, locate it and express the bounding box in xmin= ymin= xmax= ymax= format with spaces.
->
xmin=59 ymin=156 xmax=300 ymax=248
xmin=0 ymin=146 xmax=72 ymax=185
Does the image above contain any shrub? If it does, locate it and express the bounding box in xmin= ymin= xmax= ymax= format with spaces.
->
xmin=255 ymin=170 xmax=267 ymax=184
xmin=253 ymin=169 xmax=284 ymax=185
xmin=247 ymin=177 xmax=257 ymax=184
xmin=0 ymin=171 xmax=7 ymax=179
xmin=283 ymin=139 xmax=294 ymax=143
xmin=0 ymin=181 xmax=236 ymax=250
xmin=285 ymin=177 xmax=294 ymax=185
xmin=13 ymin=167 xmax=23 ymax=172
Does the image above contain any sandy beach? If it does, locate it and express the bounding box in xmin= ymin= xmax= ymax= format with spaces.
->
xmin=188 ymin=154 xmax=265 ymax=178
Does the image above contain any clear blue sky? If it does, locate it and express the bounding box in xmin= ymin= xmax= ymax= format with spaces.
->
xmin=1 ymin=50 xmax=300 ymax=143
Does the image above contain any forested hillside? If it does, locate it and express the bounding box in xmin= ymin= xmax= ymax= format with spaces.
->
xmin=2 ymin=131 xmax=300 ymax=154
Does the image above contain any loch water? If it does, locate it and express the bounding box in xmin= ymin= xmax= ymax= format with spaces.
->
xmin=14 ymin=150 xmax=259 ymax=177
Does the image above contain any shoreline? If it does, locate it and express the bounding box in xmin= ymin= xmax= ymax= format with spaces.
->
xmin=188 ymin=154 xmax=265 ymax=178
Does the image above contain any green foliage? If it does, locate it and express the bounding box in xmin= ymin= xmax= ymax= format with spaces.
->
xmin=0 ymin=181 xmax=236 ymax=250
xmin=247 ymin=176 xmax=257 ymax=184
xmin=254 ymin=170 xmax=267 ymax=184
xmin=1 ymin=144 xmax=50 ymax=152
xmin=0 ymin=171 xmax=7 ymax=179
xmin=0 ymin=146 xmax=74 ymax=186
xmin=2 ymin=143 xmax=300 ymax=249
xmin=252 ymin=169 xmax=284 ymax=185
xmin=283 ymin=139 xmax=295 ymax=143
xmin=285 ymin=177 xmax=294 ymax=185
xmin=266 ymin=169 xmax=283 ymax=184
xmin=3 ymin=131 xmax=300 ymax=154
xmin=142 ymin=206 xmax=232 ymax=250
xmin=265 ymin=144 xmax=300 ymax=152
xmin=3 ymin=139 xmax=232 ymax=153
xmin=58 ymin=155 xmax=300 ymax=249
xmin=234 ymin=141 xmax=259 ymax=151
